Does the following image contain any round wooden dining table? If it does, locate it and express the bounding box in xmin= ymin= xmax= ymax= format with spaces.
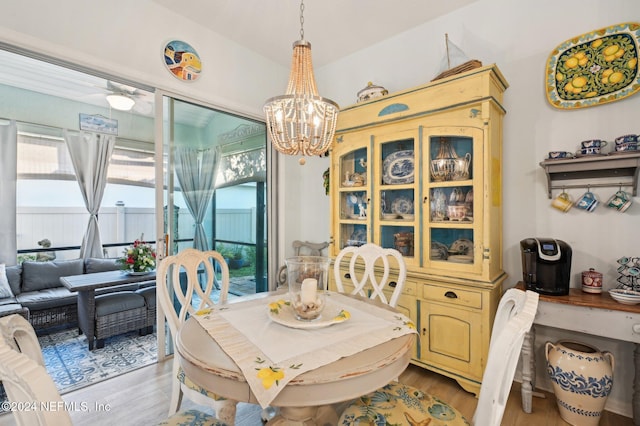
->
xmin=175 ymin=297 xmax=414 ymax=425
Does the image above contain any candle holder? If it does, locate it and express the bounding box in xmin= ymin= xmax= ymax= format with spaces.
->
xmin=285 ymin=256 xmax=330 ymax=321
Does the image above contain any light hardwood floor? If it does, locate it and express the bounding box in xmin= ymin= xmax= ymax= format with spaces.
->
xmin=0 ymin=359 xmax=632 ymax=425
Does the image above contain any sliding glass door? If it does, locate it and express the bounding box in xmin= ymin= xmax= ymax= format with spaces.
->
xmin=158 ymin=95 xmax=269 ymax=295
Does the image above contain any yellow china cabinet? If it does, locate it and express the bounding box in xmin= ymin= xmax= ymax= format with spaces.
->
xmin=328 ymin=65 xmax=508 ymax=396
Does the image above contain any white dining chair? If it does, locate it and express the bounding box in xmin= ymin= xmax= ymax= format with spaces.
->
xmin=156 ymin=248 xmax=239 ymax=424
xmin=277 ymin=240 xmax=329 ymax=287
xmin=333 ymin=243 xmax=407 ymax=307
xmin=0 ymin=313 xmax=228 ymax=426
xmin=338 ymin=288 xmax=540 ymax=426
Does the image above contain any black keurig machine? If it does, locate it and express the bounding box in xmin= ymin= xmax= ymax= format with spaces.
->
xmin=520 ymin=238 xmax=572 ymax=295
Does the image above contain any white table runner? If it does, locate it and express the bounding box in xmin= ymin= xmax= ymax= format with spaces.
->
xmin=193 ymin=291 xmax=416 ymax=408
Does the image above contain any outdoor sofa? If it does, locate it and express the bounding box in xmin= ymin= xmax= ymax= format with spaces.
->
xmin=1 ymin=258 xmax=155 ymax=332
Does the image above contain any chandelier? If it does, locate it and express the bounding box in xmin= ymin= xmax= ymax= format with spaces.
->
xmin=263 ymin=0 xmax=339 ymax=165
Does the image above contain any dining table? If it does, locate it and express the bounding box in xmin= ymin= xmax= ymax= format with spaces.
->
xmin=175 ymin=290 xmax=417 ymax=425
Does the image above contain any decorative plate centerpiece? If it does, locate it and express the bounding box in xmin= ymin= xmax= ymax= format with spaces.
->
xmin=546 ymin=22 xmax=640 ymax=109
xmin=383 ymin=151 xmax=415 ymax=184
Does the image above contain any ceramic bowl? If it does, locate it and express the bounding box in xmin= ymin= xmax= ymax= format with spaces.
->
xmin=447 ymin=205 xmax=466 ymax=220
xmin=609 ymin=288 xmax=640 ymax=304
xmin=382 ymin=213 xmax=399 ymax=220
xmin=402 ymin=214 xmax=415 ymax=220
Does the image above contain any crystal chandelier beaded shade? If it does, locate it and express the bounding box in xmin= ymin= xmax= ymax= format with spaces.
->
xmin=263 ymin=2 xmax=339 ymax=161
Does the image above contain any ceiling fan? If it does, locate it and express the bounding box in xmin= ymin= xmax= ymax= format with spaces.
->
xmin=103 ymin=81 xmax=149 ymax=113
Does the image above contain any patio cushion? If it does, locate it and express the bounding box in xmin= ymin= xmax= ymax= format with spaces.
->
xmin=0 ymin=264 xmax=14 ymax=298
xmin=16 ymin=287 xmax=77 ymax=311
xmin=135 ymin=286 xmax=156 ymax=309
xmin=95 ymin=292 xmax=145 ymax=316
xmin=84 ymin=258 xmax=121 ymax=274
xmin=5 ymin=264 xmax=22 ymax=296
xmin=21 ymin=259 xmax=84 ymax=292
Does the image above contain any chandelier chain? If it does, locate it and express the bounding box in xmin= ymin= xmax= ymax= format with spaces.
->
xmin=299 ymin=1 xmax=305 ymax=40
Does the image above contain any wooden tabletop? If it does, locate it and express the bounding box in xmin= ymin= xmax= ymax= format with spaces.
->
xmin=60 ymin=270 xmax=156 ymax=292
xmin=515 ymin=282 xmax=640 ymax=314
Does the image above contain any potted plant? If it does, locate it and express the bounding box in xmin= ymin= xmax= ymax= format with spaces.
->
xmin=228 ymin=245 xmax=245 ymax=270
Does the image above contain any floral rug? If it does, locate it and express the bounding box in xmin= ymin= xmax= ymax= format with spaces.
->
xmin=39 ymin=328 xmax=157 ymax=394
xmin=1 ymin=328 xmax=157 ymax=412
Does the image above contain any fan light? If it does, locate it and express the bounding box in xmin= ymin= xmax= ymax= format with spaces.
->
xmin=263 ymin=0 xmax=339 ymax=165
xmin=106 ymin=94 xmax=135 ymax=111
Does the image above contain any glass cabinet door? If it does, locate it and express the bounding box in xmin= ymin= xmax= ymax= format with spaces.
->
xmin=423 ymin=129 xmax=482 ymax=273
xmin=333 ymin=144 xmax=370 ymax=252
xmin=375 ymin=135 xmax=417 ymax=264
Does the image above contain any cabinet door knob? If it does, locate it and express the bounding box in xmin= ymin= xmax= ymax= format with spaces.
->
xmin=422 ymin=327 xmax=427 ymax=336
xmin=423 ymin=197 xmax=428 ymax=203
xmin=388 ymin=281 xmax=397 ymax=288
xmin=344 ymin=273 xmax=351 ymax=279
xmin=444 ymin=291 xmax=458 ymax=299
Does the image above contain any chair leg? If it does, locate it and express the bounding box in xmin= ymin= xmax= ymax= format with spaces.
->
xmin=168 ymin=360 xmax=182 ymax=416
xmin=95 ymin=338 xmax=105 ymax=349
xmin=213 ymin=399 xmax=237 ymax=426
xmin=167 ymin=381 xmax=182 ymax=417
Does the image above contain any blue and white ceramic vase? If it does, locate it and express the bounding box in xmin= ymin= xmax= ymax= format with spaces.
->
xmin=546 ymin=340 xmax=614 ymax=426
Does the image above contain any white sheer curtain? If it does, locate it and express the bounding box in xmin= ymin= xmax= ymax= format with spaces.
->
xmin=64 ymin=130 xmax=115 ymax=259
xmin=0 ymin=120 xmax=17 ymax=264
xmin=175 ymin=146 xmax=221 ymax=251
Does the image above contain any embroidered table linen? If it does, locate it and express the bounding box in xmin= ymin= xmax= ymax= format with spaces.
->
xmin=192 ymin=291 xmax=416 ymax=408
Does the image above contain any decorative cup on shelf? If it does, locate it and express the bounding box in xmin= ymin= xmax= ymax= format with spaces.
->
xmin=548 ymin=151 xmax=574 ymax=159
xmin=615 ymin=142 xmax=638 ymax=152
xmin=614 ymin=134 xmax=638 ymax=145
xmin=606 ymin=189 xmax=632 ymax=212
xmin=574 ymin=190 xmax=598 ymax=212
xmin=285 ymin=256 xmax=330 ymax=321
xmin=580 ymin=139 xmax=608 ymax=149
xmin=551 ymin=191 xmax=572 ymax=213
xmin=576 ymin=147 xmax=602 ymax=156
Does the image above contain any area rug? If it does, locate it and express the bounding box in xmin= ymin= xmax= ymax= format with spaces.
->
xmin=39 ymin=328 xmax=157 ymax=395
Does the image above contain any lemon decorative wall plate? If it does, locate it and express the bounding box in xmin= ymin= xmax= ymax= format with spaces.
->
xmin=546 ymin=22 xmax=639 ymax=109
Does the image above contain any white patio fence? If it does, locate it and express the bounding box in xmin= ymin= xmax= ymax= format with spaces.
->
xmin=17 ymin=206 xmax=256 ymax=260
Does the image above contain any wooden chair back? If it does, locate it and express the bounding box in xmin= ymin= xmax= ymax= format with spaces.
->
xmin=472 ymin=289 xmax=539 ymax=425
xmin=0 ymin=314 xmax=73 ymax=426
xmin=333 ymin=243 xmax=407 ymax=307
xmin=157 ymin=248 xmax=230 ymax=338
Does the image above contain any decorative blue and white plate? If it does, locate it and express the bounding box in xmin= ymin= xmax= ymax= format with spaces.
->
xmin=347 ymin=229 xmax=367 ymax=246
xmin=391 ymin=196 xmax=413 ymax=215
xmin=383 ymin=150 xmax=414 ymax=184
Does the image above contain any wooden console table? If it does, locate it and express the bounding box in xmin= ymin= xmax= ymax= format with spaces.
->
xmin=514 ymin=282 xmax=640 ymax=424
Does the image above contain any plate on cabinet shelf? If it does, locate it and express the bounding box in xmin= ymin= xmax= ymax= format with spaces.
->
xmin=382 ymin=150 xmax=414 ymax=184
xmin=449 ymin=238 xmax=473 ymax=255
xmin=391 ymin=197 xmax=413 ymax=215
xmin=347 ymin=229 xmax=367 ymax=247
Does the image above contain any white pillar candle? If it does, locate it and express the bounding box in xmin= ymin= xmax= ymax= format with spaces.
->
xmin=300 ymin=278 xmax=318 ymax=305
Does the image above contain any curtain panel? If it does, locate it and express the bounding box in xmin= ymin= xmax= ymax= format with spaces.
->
xmin=174 ymin=146 xmax=221 ymax=251
xmin=0 ymin=120 xmax=17 ymax=264
xmin=64 ymin=130 xmax=116 ymax=259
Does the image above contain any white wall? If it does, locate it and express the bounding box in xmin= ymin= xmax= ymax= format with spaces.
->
xmin=312 ymin=0 xmax=640 ymax=416
xmin=2 ymin=0 xmax=640 ymax=417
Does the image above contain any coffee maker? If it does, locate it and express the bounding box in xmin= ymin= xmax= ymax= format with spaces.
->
xmin=520 ymin=238 xmax=572 ymax=295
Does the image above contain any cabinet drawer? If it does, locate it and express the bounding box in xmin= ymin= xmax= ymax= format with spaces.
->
xmin=422 ymin=284 xmax=482 ymax=309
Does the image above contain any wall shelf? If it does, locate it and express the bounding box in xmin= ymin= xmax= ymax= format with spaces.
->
xmin=539 ymin=153 xmax=640 ymax=198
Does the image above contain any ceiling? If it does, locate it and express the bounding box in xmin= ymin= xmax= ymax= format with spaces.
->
xmin=0 ymin=1 xmax=476 ymax=124
xmin=153 ymin=0 xmax=478 ymax=68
